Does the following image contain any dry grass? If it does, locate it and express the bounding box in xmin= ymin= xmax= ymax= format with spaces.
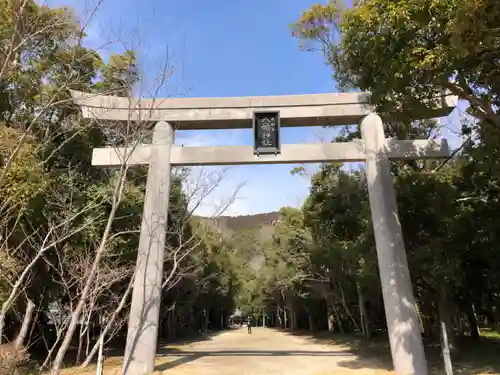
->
xmin=56 ymin=344 xmax=192 ymax=375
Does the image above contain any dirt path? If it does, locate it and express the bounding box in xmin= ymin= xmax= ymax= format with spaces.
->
xmin=153 ymin=328 xmax=392 ymax=375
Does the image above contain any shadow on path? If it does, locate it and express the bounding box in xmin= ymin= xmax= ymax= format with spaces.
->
xmin=156 ymin=330 xmax=227 ymax=354
xmin=275 ymin=329 xmax=393 ymax=371
xmin=278 ymin=329 xmax=500 ymax=375
xmin=63 ymin=330 xmax=229 ymax=368
xmin=155 ymin=349 xmax=354 ymax=372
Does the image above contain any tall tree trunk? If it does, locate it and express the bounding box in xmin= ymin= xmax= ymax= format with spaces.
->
xmin=203 ymin=308 xmax=209 ymax=332
xmin=438 ymin=286 xmax=457 ymax=353
xmin=15 ymin=299 xmax=35 ymax=348
xmin=81 ymin=278 xmax=134 ymax=368
xmin=440 ymin=321 xmax=454 ymax=375
xmin=337 ymin=283 xmax=361 ymax=333
xmin=96 ymin=335 xmax=104 ymax=375
xmin=307 ymin=309 xmax=315 ymax=332
xmin=172 ymin=308 xmax=178 ymax=338
xmin=189 ymin=307 xmax=195 ymax=333
xmin=288 ymin=306 xmax=297 ymax=332
xmin=85 ymin=323 xmax=91 ymax=357
xmin=76 ymin=311 xmax=90 ymax=365
xmin=168 ymin=311 xmax=173 ymax=339
xmin=41 ymin=318 xmax=70 ymax=370
xmin=276 ymin=305 xmax=283 ymax=328
xmin=76 ymin=327 xmax=83 ymax=364
xmin=419 ymin=296 xmax=434 ymax=338
xmin=51 ymin=171 xmax=128 ymax=375
xmin=304 ymin=306 xmax=315 ymax=332
xmin=0 ymin=312 xmax=6 ymax=344
xmin=357 ymin=283 xmax=370 ymax=339
xmin=166 ymin=311 xmax=172 ymax=339
xmin=293 ymin=310 xmax=298 ymax=331
xmin=326 ymin=295 xmax=335 ymax=332
xmin=456 ymin=314 xmax=465 ymax=337
xmin=465 ymin=302 xmax=480 ymax=340
xmin=174 ymin=317 xmax=178 ymax=339
xmin=333 ymin=303 xmax=344 ymax=333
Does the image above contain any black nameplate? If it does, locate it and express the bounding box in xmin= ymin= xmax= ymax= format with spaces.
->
xmin=253 ymin=111 xmax=281 ymax=155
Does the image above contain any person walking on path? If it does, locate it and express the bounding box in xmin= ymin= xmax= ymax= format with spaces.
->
xmin=247 ymin=319 xmax=252 ymax=334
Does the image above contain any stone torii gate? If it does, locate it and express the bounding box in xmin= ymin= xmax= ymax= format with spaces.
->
xmin=71 ymin=90 xmax=456 ymax=375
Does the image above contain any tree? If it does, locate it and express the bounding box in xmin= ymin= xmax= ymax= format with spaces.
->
xmin=284 ymin=4 xmax=500 ymax=367
xmin=0 ymin=2 xmax=245 ymax=374
xmin=292 ymin=0 xmax=500 ymax=127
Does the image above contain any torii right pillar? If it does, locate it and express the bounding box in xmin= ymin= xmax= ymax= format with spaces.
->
xmin=361 ymin=113 xmax=428 ymax=375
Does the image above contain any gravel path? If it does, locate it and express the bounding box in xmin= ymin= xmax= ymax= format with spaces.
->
xmin=154 ymin=328 xmax=392 ymax=375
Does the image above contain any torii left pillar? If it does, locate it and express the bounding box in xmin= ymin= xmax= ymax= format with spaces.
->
xmin=122 ymin=121 xmax=174 ymax=375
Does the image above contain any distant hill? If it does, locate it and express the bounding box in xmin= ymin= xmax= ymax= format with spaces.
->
xmin=195 ymin=212 xmax=280 ymax=236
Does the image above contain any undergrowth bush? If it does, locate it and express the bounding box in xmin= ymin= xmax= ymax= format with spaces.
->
xmin=0 ymin=344 xmax=30 ymax=375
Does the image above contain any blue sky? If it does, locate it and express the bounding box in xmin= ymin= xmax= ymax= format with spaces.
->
xmin=45 ymin=0 xmax=466 ymax=216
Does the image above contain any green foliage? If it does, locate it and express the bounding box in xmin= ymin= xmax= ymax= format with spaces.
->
xmin=93 ymin=51 xmax=138 ymax=96
xmin=230 ymin=0 xmax=499 ymax=348
xmin=0 ymin=0 xmax=240 ymax=355
xmin=0 ymin=125 xmax=49 ymax=211
xmin=292 ymin=0 xmax=500 ymax=125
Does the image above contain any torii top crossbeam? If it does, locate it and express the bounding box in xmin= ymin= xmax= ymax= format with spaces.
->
xmin=70 ymin=90 xmax=457 ymax=130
